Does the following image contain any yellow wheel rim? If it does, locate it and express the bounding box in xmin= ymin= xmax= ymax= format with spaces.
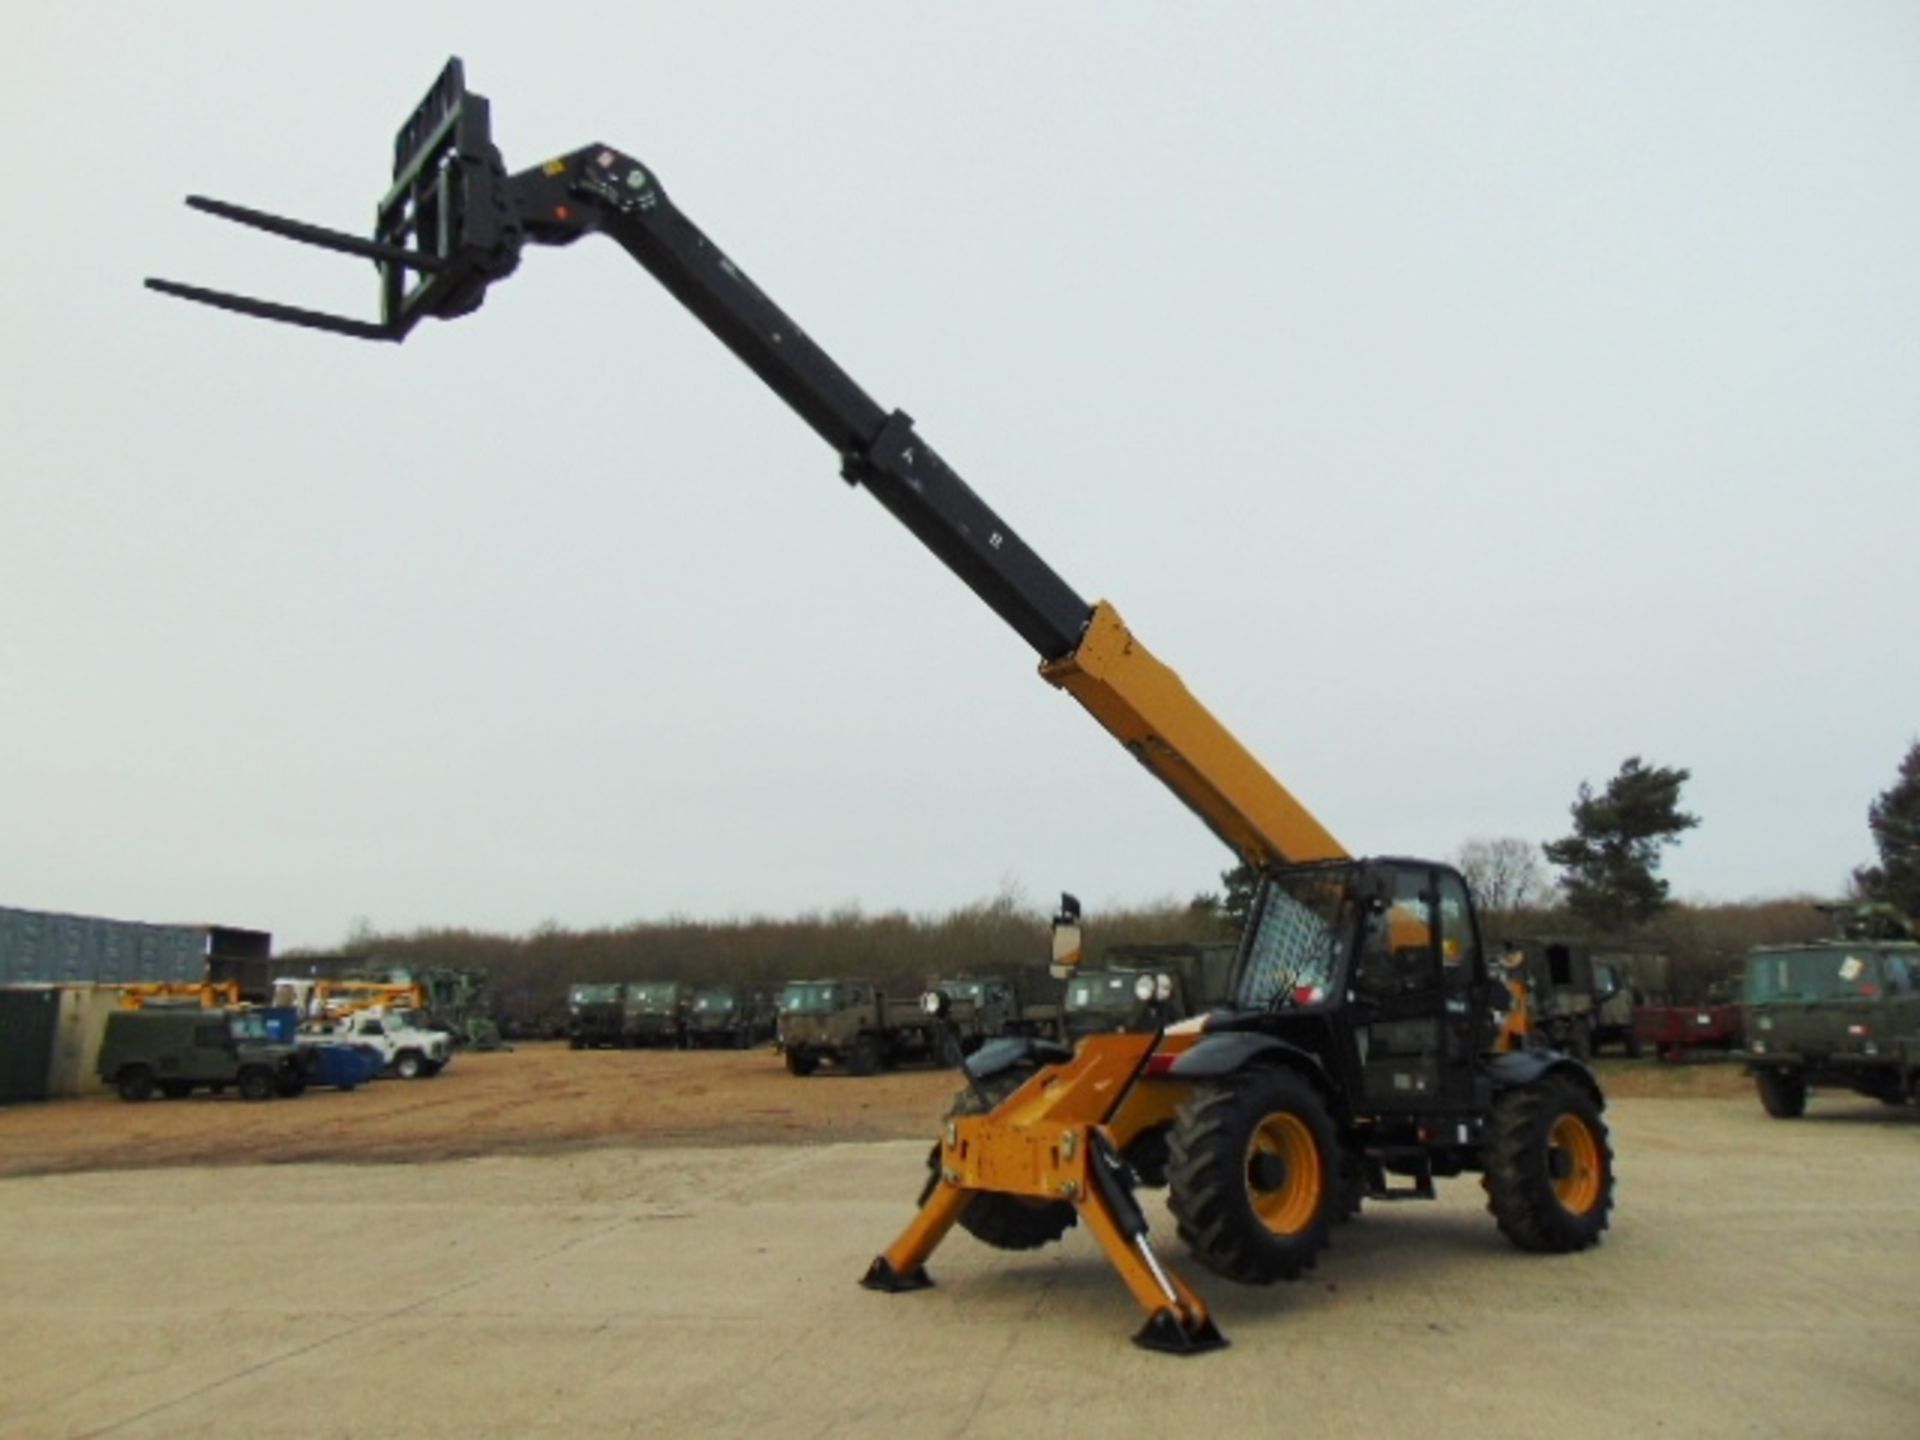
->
xmin=1245 ymin=1113 xmax=1323 ymax=1235
xmin=1548 ymin=1113 xmax=1602 ymax=1214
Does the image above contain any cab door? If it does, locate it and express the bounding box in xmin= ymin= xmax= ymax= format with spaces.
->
xmin=1347 ymin=864 xmax=1480 ymax=1113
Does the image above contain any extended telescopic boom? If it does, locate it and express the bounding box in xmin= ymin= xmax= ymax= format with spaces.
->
xmin=147 ymin=58 xmax=1345 ymax=871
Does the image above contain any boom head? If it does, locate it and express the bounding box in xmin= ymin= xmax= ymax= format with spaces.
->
xmin=145 ymin=58 xmax=524 ymax=341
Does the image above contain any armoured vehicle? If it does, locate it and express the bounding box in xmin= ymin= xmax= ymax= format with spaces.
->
xmin=1744 ymin=939 xmax=1920 ymax=1116
xmin=686 ymin=985 xmax=774 ymax=1049
xmin=152 ymin=59 xmax=1616 ymax=1352
xmin=623 ymin=981 xmax=693 ymax=1048
xmin=97 ymin=1007 xmax=306 ymax=1102
xmin=566 ymin=983 xmax=625 ymax=1049
xmin=1062 ymin=943 xmax=1238 ymax=1042
xmin=777 ymin=979 xmax=954 ymax=1076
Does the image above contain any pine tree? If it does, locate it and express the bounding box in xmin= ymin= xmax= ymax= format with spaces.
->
xmin=1543 ymin=757 xmax=1699 ymax=932
xmin=1852 ymin=740 xmax=1920 ymax=918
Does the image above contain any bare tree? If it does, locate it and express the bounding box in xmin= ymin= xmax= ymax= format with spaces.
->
xmin=1455 ymin=836 xmax=1550 ymax=918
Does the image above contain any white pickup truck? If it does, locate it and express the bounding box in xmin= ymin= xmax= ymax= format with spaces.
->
xmin=317 ymin=1008 xmax=452 ymax=1080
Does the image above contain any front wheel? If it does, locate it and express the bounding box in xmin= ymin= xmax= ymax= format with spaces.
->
xmin=1482 ymin=1077 xmax=1614 ymax=1252
xmin=929 ymin=1066 xmax=1077 ymax=1251
xmin=784 ymin=1046 xmax=818 ymax=1077
xmin=117 ymin=1067 xmax=157 ymax=1103
xmin=393 ymin=1051 xmax=425 ymax=1080
xmin=1166 ymin=1067 xmax=1338 ymax=1285
xmin=1755 ymin=1068 xmax=1807 ymax=1119
xmin=236 ymin=1067 xmax=276 ymax=1102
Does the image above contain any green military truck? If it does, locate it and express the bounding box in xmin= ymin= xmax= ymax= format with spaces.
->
xmin=930 ymin=970 xmax=1067 ymax=1052
xmin=97 ymin=1007 xmax=306 ymax=1101
xmin=1507 ymin=939 xmax=1648 ymax=1059
xmin=686 ymin=985 xmax=775 ymax=1049
xmin=566 ymin=983 xmax=627 ymax=1049
xmin=1061 ymin=942 xmax=1237 ymax=1043
xmin=1744 ymin=937 xmax=1920 ymax=1117
xmin=777 ymin=978 xmax=952 ymax=1076
xmin=622 ymin=981 xmax=693 ymax=1048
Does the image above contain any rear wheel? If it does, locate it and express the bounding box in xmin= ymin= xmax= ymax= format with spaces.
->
xmin=393 ymin=1050 xmax=425 ymax=1080
xmin=1166 ymin=1067 xmax=1337 ymax=1285
xmin=1482 ymin=1077 xmax=1614 ymax=1252
xmin=927 ymin=1066 xmax=1077 ymax=1251
xmin=117 ymin=1067 xmax=157 ymax=1103
xmin=1755 ymin=1068 xmax=1807 ymax=1119
xmin=848 ymin=1034 xmax=883 ymax=1077
xmin=236 ymin=1067 xmax=276 ymax=1102
xmin=784 ymin=1046 xmax=818 ymax=1077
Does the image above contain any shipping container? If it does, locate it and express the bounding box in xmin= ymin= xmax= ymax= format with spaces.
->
xmin=0 ymin=987 xmax=61 ymax=1103
xmin=45 ymin=986 xmax=124 ymax=1098
xmin=0 ymin=904 xmax=272 ymax=997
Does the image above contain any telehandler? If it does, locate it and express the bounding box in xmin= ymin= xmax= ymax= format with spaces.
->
xmin=148 ymin=59 xmax=1615 ymax=1353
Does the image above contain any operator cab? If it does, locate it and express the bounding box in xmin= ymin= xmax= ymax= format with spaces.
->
xmin=1231 ymin=858 xmax=1500 ymax=1115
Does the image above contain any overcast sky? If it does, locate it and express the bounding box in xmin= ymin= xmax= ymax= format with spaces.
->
xmin=4 ymin=4 xmax=1916 ymax=949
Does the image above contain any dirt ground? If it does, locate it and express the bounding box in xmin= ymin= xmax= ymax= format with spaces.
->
xmin=0 ymin=1042 xmax=1747 ymax=1177
xmin=2 ymin=1050 xmax=1914 ymax=1439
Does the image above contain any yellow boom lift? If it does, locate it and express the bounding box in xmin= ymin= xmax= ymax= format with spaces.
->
xmin=148 ymin=59 xmax=1615 ymax=1353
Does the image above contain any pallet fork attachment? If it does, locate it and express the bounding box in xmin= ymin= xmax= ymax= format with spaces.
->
xmin=861 ymin=1033 xmax=1226 ymax=1355
xmin=146 ymin=58 xmax=524 ymax=341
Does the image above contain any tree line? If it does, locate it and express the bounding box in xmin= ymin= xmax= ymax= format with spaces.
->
xmin=305 ymin=740 xmax=1920 ymax=1023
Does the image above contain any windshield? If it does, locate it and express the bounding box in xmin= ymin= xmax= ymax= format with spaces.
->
xmin=1746 ymin=949 xmax=1887 ymax=1002
xmin=692 ymin=990 xmax=736 ymax=1014
xmin=1235 ymin=869 xmax=1355 ymax=1009
xmin=1066 ymin=973 xmax=1139 ymax=1014
xmin=780 ymin=982 xmax=840 ymax=1014
xmin=627 ymin=983 xmax=681 ymax=1012
xmin=570 ymin=984 xmax=622 ymax=1006
xmin=228 ymin=1013 xmax=269 ymax=1042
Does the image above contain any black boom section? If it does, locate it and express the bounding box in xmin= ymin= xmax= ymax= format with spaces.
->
xmin=147 ymin=62 xmax=1094 ymax=661
xmin=559 ymin=147 xmax=1091 ymax=659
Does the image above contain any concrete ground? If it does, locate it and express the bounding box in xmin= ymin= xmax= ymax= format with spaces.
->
xmin=1 ymin=1095 xmax=1915 ymax=1440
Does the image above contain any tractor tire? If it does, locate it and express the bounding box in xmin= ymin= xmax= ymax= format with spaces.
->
xmin=927 ymin=1066 xmax=1077 ymax=1251
xmin=1123 ymin=1125 xmax=1171 ymax=1189
xmin=1166 ymin=1066 xmax=1337 ymax=1285
xmin=159 ymin=1080 xmax=194 ymax=1100
xmin=117 ymin=1067 xmax=157 ymax=1103
xmin=1755 ymin=1069 xmax=1807 ymax=1118
xmin=784 ymin=1046 xmax=818 ymax=1077
xmin=236 ymin=1067 xmax=276 ymax=1103
xmin=393 ymin=1050 xmax=425 ymax=1080
xmin=849 ymin=1035 xmax=883 ymax=1077
xmin=1482 ymin=1077 xmax=1614 ymax=1253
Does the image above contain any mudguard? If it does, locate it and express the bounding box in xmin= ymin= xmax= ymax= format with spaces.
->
xmin=1165 ymin=1032 xmax=1329 ymax=1087
xmin=1487 ymin=1049 xmax=1605 ymax=1107
xmin=963 ymin=1036 xmax=1073 ymax=1082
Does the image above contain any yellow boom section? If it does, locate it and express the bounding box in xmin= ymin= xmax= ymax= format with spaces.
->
xmin=1040 ymin=601 xmax=1348 ymax=869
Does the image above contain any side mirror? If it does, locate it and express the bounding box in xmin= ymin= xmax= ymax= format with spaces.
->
xmin=1050 ymin=892 xmax=1084 ymax=981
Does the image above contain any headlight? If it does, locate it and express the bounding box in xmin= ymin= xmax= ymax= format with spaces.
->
xmin=1133 ymin=974 xmax=1157 ymax=1003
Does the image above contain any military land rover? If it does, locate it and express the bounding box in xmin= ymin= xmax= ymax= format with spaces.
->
xmin=98 ymin=1007 xmax=307 ymax=1102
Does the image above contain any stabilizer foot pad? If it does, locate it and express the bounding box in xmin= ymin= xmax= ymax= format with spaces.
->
xmin=1132 ymin=1308 xmax=1229 ymax=1356
xmin=860 ymin=1256 xmax=934 ymax=1293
